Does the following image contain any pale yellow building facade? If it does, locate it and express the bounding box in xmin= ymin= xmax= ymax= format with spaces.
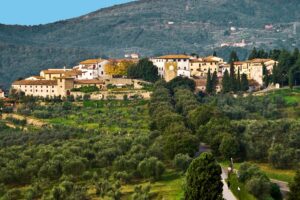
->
xmin=190 ymin=56 xmax=226 ymax=78
xmin=228 ymin=59 xmax=277 ymax=86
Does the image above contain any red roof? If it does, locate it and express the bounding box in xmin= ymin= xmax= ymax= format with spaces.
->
xmin=12 ymin=80 xmax=57 ymax=86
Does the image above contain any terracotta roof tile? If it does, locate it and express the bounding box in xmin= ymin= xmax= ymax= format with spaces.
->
xmin=12 ymin=80 xmax=57 ymax=86
xmin=42 ymin=69 xmax=82 ymax=76
xmin=156 ymin=54 xmax=191 ymax=59
xmin=80 ymin=59 xmax=105 ymax=65
xmin=249 ymin=58 xmax=272 ymax=63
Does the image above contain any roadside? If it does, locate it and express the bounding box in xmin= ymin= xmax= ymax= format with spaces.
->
xmin=270 ymin=179 xmax=290 ymax=196
xmin=221 ymin=165 xmax=290 ymax=199
xmin=222 ymin=168 xmax=237 ymax=200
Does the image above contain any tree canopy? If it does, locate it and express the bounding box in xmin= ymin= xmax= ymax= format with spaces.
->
xmin=185 ymin=153 xmax=223 ymax=200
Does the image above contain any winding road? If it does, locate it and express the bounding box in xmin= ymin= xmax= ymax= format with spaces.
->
xmin=222 ymin=168 xmax=237 ymax=200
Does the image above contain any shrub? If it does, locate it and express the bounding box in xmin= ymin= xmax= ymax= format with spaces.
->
xmin=173 ymin=154 xmax=192 ymax=172
xmin=138 ymin=157 xmax=165 ymax=180
xmin=3 ymin=189 xmax=22 ymax=200
xmin=131 ymin=185 xmax=151 ymax=200
xmin=63 ymin=159 xmax=86 ymax=177
xmin=246 ymin=176 xmax=271 ymax=199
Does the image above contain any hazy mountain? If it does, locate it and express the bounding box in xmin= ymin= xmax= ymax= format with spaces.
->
xmin=1 ymin=0 xmax=300 ymax=88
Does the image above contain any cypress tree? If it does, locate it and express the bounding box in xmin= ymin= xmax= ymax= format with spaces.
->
xmin=289 ymin=69 xmax=294 ymax=89
xmin=241 ymin=73 xmax=249 ymax=91
xmin=229 ymin=62 xmax=236 ymax=92
xmin=206 ymin=69 xmax=213 ymax=94
xmin=249 ymin=47 xmax=258 ymax=60
xmin=229 ymin=51 xmax=239 ymax=63
xmin=272 ymin=62 xmax=280 ymax=85
xmin=222 ymin=69 xmax=231 ymax=93
xmin=185 ymin=153 xmax=223 ymax=200
xmin=213 ymin=51 xmax=217 ymax=56
xmin=237 ymin=68 xmax=241 ymax=91
xmin=211 ymin=71 xmax=218 ymax=94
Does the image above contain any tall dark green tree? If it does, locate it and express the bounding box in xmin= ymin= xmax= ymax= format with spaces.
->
xmin=257 ymin=49 xmax=268 ymax=58
xmin=185 ymin=153 xmax=223 ymax=200
xmin=269 ymin=49 xmax=282 ymax=60
xmin=288 ymin=170 xmax=300 ymax=200
xmin=237 ymin=68 xmax=241 ymax=91
xmin=206 ymin=69 xmax=213 ymax=94
xmin=289 ymin=67 xmax=300 ymax=89
xmin=229 ymin=62 xmax=236 ymax=92
xmin=211 ymin=71 xmax=218 ymax=94
xmin=222 ymin=69 xmax=231 ymax=93
xmin=229 ymin=51 xmax=239 ymax=63
xmin=213 ymin=51 xmax=217 ymax=56
xmin=272 ymin=62 xmax=281 ymax=85
xmin=276 ymin=50 xmax=292 ymax=86
xmin=249 ymin=47 xmax=258 ymax=60
xmin=241 ymin=73 xmax=249 ymax=91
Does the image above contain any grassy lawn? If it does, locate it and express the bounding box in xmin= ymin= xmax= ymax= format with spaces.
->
xmin=220 ymin=161 xmax=295 ymax=183
xmin=267 ymin=88 xmax=300 ymax=105
xmin=121 ymin=170 xmax=184 ymax=200
xmin=255 ymin=163 xmax=295 ymax=183
xmin=227 ymin=174 xmax=256 ymax=200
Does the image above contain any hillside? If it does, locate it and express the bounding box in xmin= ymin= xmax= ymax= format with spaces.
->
xmin=1 ymin=0 xmax=300 ymax=88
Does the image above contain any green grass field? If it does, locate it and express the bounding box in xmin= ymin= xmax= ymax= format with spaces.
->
xmin=267 ymin=87 xmax=300 ymax=105
xmin=121 ymin=170 xmax=184 ymax=200
xmin=220 ymin=161 xmax=295 ymax=183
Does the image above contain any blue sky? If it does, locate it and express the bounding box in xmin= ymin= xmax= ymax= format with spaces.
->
xmin=0 ymin=0 xmax=133 ymax=25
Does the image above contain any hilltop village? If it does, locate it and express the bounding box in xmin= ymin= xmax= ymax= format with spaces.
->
xmin=4 ymin=54 xmax=278 ymax=99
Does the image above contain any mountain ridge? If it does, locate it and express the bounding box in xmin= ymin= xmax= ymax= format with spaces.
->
xmin=1 ymin=0 xmax=300 ymax=88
